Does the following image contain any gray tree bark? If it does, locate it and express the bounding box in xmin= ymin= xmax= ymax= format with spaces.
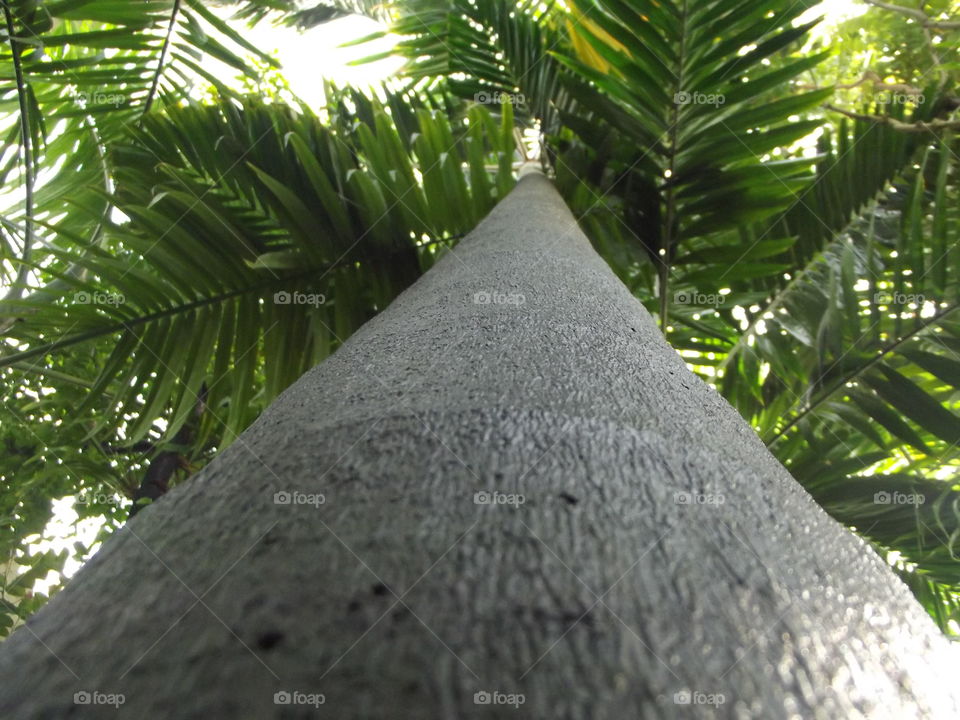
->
xmin=1 ymin=173 xmax=957 ymax=719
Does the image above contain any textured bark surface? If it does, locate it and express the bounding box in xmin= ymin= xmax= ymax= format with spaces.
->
xmin=1 ymin=174 xmax=957 ymax=719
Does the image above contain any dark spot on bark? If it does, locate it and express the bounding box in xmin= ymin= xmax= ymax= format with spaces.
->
xmin=559 ymin=492 xmax=578 ymax=505
xmin=256 ymin=630 xmax=284 ymax=650
xmin=347 ymin=600 xmax=362 ymax=613
xmin=372 ymin=582 xmax=389 ymax=596
xmin=404 ymin=681 xmax=419 ymax=694
xmin=562 ymin=610 xmax=593 ymax=625
xmin=392 ymin=608 xmax=408 ymax=622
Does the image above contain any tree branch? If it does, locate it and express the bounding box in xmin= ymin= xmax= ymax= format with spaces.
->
xmin=824 ymin=103 xmax=960 ymax=132
xmin=126 ymin=385 xmax=206 ymax=517
xmin=861 ymin=0 xmax=960 ymax=30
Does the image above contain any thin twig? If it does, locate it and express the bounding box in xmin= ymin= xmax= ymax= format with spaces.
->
xmin=823 ymin=104 xmax=960 ymax=133
xmin=861 ymin=0 xmax=960 ymax=30
xmin=768 ymin=303 xmax=960 ymax=446
xmin=142 ymin=0 xmax=181 ymax=119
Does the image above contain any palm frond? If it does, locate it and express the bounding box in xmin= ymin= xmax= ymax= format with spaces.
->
xmin=675 ymin=131 xmax=960 ymax=632
xmin=1 ymin=93 xmax=518 ymax=447
xmin=549 ymin=0 xmax=831 ymax=322
xmin=223 ymin=0 xmax=391 ymax=28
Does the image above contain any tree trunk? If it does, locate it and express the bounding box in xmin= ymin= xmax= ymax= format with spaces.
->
xmin=1 ymin=173 xmax=957 ymax=719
